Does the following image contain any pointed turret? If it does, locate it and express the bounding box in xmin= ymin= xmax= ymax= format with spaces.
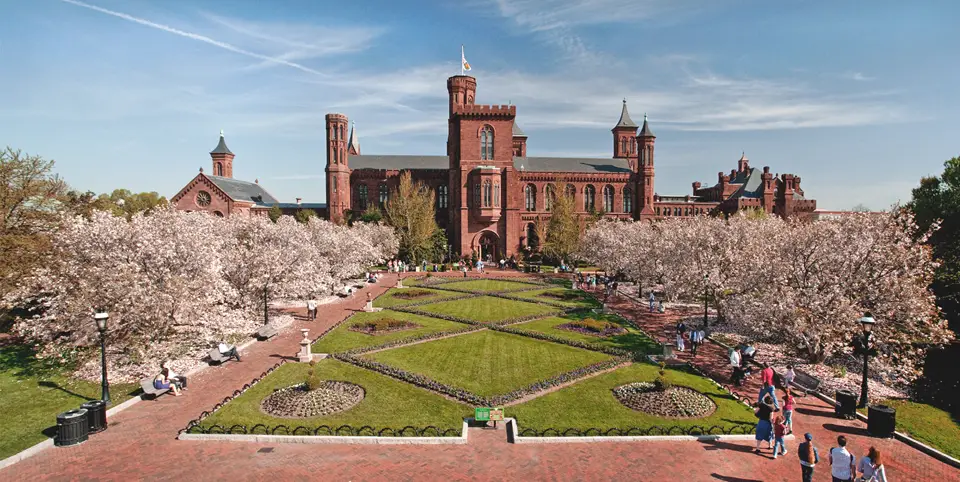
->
xmin=612 ymin=99 xmax=638 ymax=130
xmin=738 ymin=151 xmax=749 ymax=172
xmin=210 ymin=130 xmax=235 ymax=178
xmin=347 ymin=121 xmax=360 ymax=156
xmin=638 ymin=113 xmax=655 ymax=138
xmin=512 ymin=122 xmax=527 ymax=157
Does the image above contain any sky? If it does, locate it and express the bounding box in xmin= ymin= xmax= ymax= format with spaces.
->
xmin=1 ymin=0 xmax=958 ymax=210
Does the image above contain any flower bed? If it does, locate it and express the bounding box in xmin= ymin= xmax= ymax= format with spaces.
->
xmin=260 ymin=381 xmax=365 ymax=419
xmin=542 ymin=291 xmax=584 ymax=302
xmin=390 ymin=289 xmax=436 ymax=300
xmin=613 ymin=382 xmax=717 ymax=419
xmin=348 ymin=319 xmax=420 ymax=335
xmin=557 ymin=319 xmax=626 ymax=338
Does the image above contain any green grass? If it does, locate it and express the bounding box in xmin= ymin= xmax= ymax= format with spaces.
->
xmin=364 ymin=330 xmax=612 ymax=397
xmin=372 ymin=287 xmax=465 ymax=308
xmin=516 ymin=312 xmax=660 ymax=354
xmin=509 ymin=362 xmax=756 ymax=431
xmin=312 ymin=311 xmax=466 ymax=354
xmin=0 ymin=345 xmax=139 ymax=459
xmin=414 ymin=296 xmax=558 ymax=323
xmin=510 ymin=288 xmax=602 ymax=308
xmin=437 ymin=279 xmax=538 ymax=292
xmin=859 ymin=399 xmax=960 ymax=459
xmin=200 ymin=359 xmax=469 ymax=431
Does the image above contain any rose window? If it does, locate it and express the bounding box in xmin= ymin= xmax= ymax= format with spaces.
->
xmin=196 ymin=191 xmax=212 ymax=207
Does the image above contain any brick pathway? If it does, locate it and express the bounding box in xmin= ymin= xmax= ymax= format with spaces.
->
xmin=2 ymin=273 xmax=957 ymax=481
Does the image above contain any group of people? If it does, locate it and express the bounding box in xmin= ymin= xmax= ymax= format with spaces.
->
xmin=673 ymin=320 xmax=707 ymax=356
xmin=647 ymin=291 xmax=666 ymax=314
xmin=152 ymin=361 xmax=187 ymax=396
xmin=797 ymin=434 xmax=889 ymax=482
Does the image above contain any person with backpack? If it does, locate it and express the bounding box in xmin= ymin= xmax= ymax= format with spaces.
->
xmin=829 ymin=435 xmax=857 ymax=482
xmin=798 ymin=433 xmax=820 ymax=482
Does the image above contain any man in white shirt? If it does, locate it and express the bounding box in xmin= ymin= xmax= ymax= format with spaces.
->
xmin=829 ymin=435 xmax=856 ymax=482
xmin=730 ymin=347 xmax=743 ymax=384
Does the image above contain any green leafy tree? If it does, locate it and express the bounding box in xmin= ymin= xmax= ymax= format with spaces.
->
xmin=543 ymin=187 xmax=583 ymax=264
xmin=294 ymin=209 xmax=317 ymax=224
xmin=91 ymin=189 xmax=167 ymax=220
xmin=0 ymin=147 xmax=67 ymax=296
xmin=385 ymin=171 xmax=438 ymax=264
xmin=268 ymin=204 xmax=282 ymax=222
xmin=359 ymin=205 xmax=383 ymax=224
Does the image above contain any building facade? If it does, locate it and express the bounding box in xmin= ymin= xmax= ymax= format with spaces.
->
xmin=326 ymin=74 xmax=816 ymax=261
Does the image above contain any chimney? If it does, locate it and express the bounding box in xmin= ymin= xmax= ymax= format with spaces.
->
xmin=296 ymin=198 xmax=302 ymax=205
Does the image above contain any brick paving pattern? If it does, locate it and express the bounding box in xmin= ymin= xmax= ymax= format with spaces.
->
xmin=2 ymin=271 xmax=957 ymax=481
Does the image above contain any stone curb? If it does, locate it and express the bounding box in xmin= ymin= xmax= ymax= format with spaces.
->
xmin=177 ymin=420 xmax=470 ymax=445
xmin=504 ymin=419 xmax=793 ymax=444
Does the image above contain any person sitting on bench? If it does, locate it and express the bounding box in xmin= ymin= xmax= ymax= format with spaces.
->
xmin=218 ymin=342 xmax=241 ymax=362
xmin=154 ymin=365 xmax=182 ymax=396
xmin=161 ymin=361 xmax=187 ymax=390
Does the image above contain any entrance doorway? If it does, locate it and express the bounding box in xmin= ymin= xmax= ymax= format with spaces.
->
xmin=478 ymin=231 xmax=499 ymax=263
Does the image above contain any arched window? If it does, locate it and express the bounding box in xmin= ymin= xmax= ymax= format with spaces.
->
xmin=494 ymin=182 xmax=500 ymax=207
xmin=214 ymin=162 xmax=222 ymax=176
xmin=483 ymin=180 xmax=492 ymax=207
xmin=639 ymin=147 xmax=645 ymax=167
xmin=357 ymin=184 xmax=368 ymax=210
xmin=333 ymin=176 xmax=339 ymax=194
xmin=620 ymin=137 xmax=627 ymax=154
xmin=623 ymin=187 xmax=633 ymax=213
xmin=438 ymin=185 xmax=448 ymax=209
xmin=584 ymin=185 xmax=595 ymax=212
xmin=213 ymin=210 xmax=224 ymax=217
xmin=526 ymin=223 xmax=539 ymax=249
xmin=473 ymin=183 xmax=481 ymax=207
xmin=524 ymin=184 xmax=537 ymax=211
xmin=630 ymin=138 xmax=636 ymax=154
xmin=378 ymin=183 xmax=388 ymax=208
xmin=333 ymin=148 xmax=338 ymax=164
xmin=565 ymin=184 xmax=576 ymax=198
xmin=480 ymin=125 xmax=494 ymax=160
xmin=545 ymin=184 xmax=555 ymax=211
xmin=602 ymin=185 xmax=614 ymax=212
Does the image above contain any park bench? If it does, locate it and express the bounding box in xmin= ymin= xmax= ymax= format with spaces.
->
xmin=140 ymin=377 xmax=170 ymax=399
xmin=256 ymin=324 xmax=279 ymax=340
xmin=208 ymin=346 xmax=239 ymax=365
xmin=791 ymin=369 xmax=823 ymax=394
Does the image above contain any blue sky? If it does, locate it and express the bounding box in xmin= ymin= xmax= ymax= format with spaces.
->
xmin=1 ymin=0 xmax=958 ymax=209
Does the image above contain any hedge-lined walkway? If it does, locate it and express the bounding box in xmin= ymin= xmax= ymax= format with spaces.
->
xmin=1 ymin=272 xmax=956 ymax=481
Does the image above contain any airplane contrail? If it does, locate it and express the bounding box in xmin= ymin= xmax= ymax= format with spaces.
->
xmin=59 ymin=0 xmax=329 ymax=77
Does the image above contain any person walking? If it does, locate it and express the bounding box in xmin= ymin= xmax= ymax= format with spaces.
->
xmin=307 ymin=300 xmax=317 ymax=320
xmin=829 ymin=435 xmax=856 ymax=482
xmin=782 ymin=387 xmax=796 ymax=434
xmin=675 ymin=320 xmax=687 ymax=352
xmin=857 ymin=446 xmax=888 ymax=482
xmin=798 ymin=433 xmax=820 ymax=482
xmin=690 ymin=328 xmax=701 ymax=356
xmin=648 ymin=291 xmax=656 ymax=313
xmin=754 ymin=393 xmax=776 ymax=454
xmin=772 ymin=414 xmax=788 ymax=459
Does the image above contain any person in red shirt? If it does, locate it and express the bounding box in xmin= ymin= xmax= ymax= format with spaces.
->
xmin=761 ymin=363 xmax=775 ymax=387
xmin=773 ymin=415 xmax=788 ymax=458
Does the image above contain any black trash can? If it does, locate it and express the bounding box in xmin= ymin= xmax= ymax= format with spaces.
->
xmin=867 ymin=404 xmax=897 ymax=438
xmin=55 ymin=408 xmax=89 ymax=447
xmin=835 ymin=390 xmax=857 ymax=419
xmin=80 ymin=400 xmax=108 ymax=434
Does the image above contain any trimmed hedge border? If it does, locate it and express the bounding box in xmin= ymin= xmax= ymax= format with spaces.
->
xmin=334 ymin=352 xmax=631 ymax=407
xmin=390 ymin=305 xmax=567 ymax=327
xmin=388 ymin=293 xmax=480 ymax=309
xmin=183 ymin=424 xmax=462 ymax=437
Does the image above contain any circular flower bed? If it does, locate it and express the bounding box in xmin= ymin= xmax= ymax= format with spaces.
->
xmin=260 ymin=381 xmax=365 ymax=418
xmin=613 ymin=382 xmax=716 ymax=418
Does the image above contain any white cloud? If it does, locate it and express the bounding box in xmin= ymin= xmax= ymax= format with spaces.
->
xmin=840 ymin=71 xmax=876 ymax=82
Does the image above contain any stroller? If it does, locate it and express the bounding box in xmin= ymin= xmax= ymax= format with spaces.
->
xmin=731 ymin=344 xmax=757 ymax=386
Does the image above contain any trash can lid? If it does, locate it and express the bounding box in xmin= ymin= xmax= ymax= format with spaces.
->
xmin=59 ymin=408 xmax=88 ymax=419
xmin=80 ymin=400 xmax=105 ymax=408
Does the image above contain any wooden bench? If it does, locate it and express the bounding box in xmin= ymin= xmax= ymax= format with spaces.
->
xmin=208 ymin=347 xmax=238 ymax=365
xmin=140 ymin=377 xmax=169 ymax=399
xmin=792 ymin=369 xmax=823 ymax=394
xmin=256 ymin=325 xmax=279 ymax=340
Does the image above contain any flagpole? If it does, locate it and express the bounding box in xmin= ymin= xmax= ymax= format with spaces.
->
xmin=460 ymin=45 xmax=464 ymax=76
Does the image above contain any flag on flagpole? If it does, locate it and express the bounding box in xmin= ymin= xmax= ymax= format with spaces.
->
xmin=461 ymin=45 xmax=471 ymax=74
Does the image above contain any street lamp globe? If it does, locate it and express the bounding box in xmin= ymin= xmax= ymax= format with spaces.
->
xmin=858 ymin=312 xmax=876 ymax=332
xmin=94 ymin=312 xmax=109 ymax=332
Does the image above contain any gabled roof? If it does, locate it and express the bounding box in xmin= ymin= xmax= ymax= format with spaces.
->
xmin=512 ymin=123 xmax=527 ymax=137
xmin=728 ymin=168 xmax=764 ymax=199
xmin=514 ymin=157 xmax=632 ymax=174
xmin=638 ymin=114 xmax=655 ymax=138
xmin=210 ymin=131 xmax=233 ymax=155
xmin=206 ymin=175 xmax=279 ymax=205
xmin=613 ymin=99 xmax=638 ymax=129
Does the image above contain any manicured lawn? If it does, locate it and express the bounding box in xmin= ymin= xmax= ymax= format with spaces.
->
xmin=312 ymin=310 xmax=467 ymax=354
xmin=364 ymin=330 xmax=612 ymax=397
xmin=510 ymin=287 xmax=602 ymax=309
xmin=414 ymin=296 xmax=558 ymax=323
xmin=437 ymin=279 xmax=538 ymax=292
xmin=372 ymin=287 xmax=465 ymax=308
xmin=198 ymin=359 xmax=469 ymax=432
xmin=516 ymin=312 xmax=660 ymax=354
xmin=860 ymin=399 xmax=960 ymax=459
xmin=0 ymin=345 xmax=139 ymax=459
xmin=509 ymin=362 xmax=756 ymax=431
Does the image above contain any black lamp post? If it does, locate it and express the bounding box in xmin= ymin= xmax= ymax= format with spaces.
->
xmin=94 ymin=312 xmax=110 ymax=405
xmin=856 ymin=312 xmax=877 ymax=408
xmin=702 ymin=274 xmax=709 ymax=329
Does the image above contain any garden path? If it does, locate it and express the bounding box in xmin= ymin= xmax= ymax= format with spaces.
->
xmin=1 ymin=271 xmax=956 ymax=481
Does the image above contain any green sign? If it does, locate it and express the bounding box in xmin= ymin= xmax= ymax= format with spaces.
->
xmin=475 ymin=407 xmax=504 ymax=422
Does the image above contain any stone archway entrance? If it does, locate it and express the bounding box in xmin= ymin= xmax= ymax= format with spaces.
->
xmin=477 ymin=231 xmax=499 ymax=263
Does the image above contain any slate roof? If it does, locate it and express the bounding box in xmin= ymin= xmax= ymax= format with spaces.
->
xmin=275 ymin=202 xmax=327 ymax=209
xmin=210 ymin=133 xmax=233 ymax=155
xmin=638 ymin=115 xmax=655 ymax=138
xmin=728 ymin=168 xmax=764 ymax=199
xmin=512 ymin=123 xmax=527 ymax=137
xmin=206 ymin=175 xmax=279 ymax=205
xmin=514 ymin=157 xmax=632 ymax=174
xmin=613 ymin=100 xmax=638 ymax=129
xmin=350 ymin=155 xmax=448 ymax=170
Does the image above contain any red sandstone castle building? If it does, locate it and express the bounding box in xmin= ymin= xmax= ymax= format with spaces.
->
xmin=174 ymin=74 xmax=816 ymax=260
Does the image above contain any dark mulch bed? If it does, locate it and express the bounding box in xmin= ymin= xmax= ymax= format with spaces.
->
xmin=557 ymin=322 xmax=626 ymax=338
xmin=260 ymin=381 xmax=365 ymax=418
xmin=392 ymin=289 xmax=435 ymax=300
xmin=348 ymin=319 xmax=420 ymax=335
xmin=541 ymin=291 xmax=584 ymax=302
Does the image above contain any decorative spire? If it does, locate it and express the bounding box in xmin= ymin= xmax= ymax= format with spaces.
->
xmin=740 ymin=151 xmax=748 ymax=161
xmin=347 ymin=121 xmax=361 ymax=155
xmin=638 ymin=113 xmax=655 ymax=138
xmin=613 ymin=99 xmax=638 ymax=129
xmin=210 ymin=130 xmax=233 ymax=155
